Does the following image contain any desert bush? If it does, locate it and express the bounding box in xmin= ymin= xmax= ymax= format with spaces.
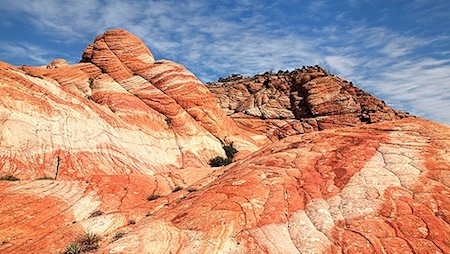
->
xmin=0 ymin=175 xmax=19 ymax=181
xmin=223 ymin=142 xmax=238 ymax=159
xmin=77 ymin=232 xmax=101 ymax=252
xmin=209 ymin=142 xmax=239 ymax=167
xmin=63 ymin=242 xmax=81 ymax=254
xmin=89 ymin=210 xmax=103 ymax=218
xmin=209 ymin=156 xmax=232 ymax=167
xmin=165 ymin=117 xmax=173 ymax=127
xmin=111 ymin=232 xmax=126 ymax=242
xmin=173 ymin=186 xmax=182 ymax=192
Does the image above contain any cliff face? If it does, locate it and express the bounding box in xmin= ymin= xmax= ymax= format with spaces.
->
xmin=0 ymin=29 xmax=449 ymax=254
xmin=208 ymin=66 xmax=410 ymax=140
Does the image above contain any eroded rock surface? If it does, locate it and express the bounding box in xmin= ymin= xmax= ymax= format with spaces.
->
xmin=102 ymin=118 xmax=450 ymax=254
xmin=0 ymin=29 xmax=265 ymax=253
xmin=0 ymin=29 xmax=261 ymax=180
xmin=208 ymin=67 xmax=410 ymax=140
xmin=0 ymin=29 xmax=449 ymax=254
xmin=47 ymin=58 xmax=68 ymax=69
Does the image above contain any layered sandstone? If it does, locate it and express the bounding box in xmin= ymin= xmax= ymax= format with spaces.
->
xmin=101 ymin=118 xmax=450 ymax=253
xmin=0 ymin=29 xmax=263 ymax=253
xmin=1 ymin=29 xmax=449 ymax=254
xmin=2 ymin=118 xmax=448 ymax=253
xmin=0 ymin=29 xmax=261 ymax=181
xmin=208 ymin=67 xmax=410 ymax=140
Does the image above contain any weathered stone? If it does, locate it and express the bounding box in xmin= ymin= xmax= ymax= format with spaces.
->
xmin=0 ymin=29 xmax=448 ymax=254
xmin=46 ymin=58 xmax=68 ymax=69
xmin=101 ymin=118 xmax=450 ymax=253
xmin=0 ymin=29 xmax=262 ymax=181
xmin=208 ymin=66 xmax=411 ymax=140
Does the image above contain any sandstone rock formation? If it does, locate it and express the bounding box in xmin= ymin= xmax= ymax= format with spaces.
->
xmin=47 ymin=58 xmax=68 ymax=69
xmin=101 ymin=118 xmax=450 ymax=254
xmin=0 ymin=29 xmax=449 ymax=254
xmin=0 ymin=29 xmax=261 ymax=181
xmin=208 ymin=67 xmax=410 ymax=140
xmin=0 ymin=29 xmax=265 ymax=253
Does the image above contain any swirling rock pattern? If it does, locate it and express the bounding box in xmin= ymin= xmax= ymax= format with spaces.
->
xmin=0 ymin=29 xmax=260 ymax=180
xmin=101 ymin=118 xmax=450 ymax=253
xmin=208 ymin=67 xmax=410 ymax=141
xmin=0 ymin=30 xmax=449 ymax=254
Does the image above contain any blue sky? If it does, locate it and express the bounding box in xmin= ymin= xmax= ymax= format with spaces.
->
xmin=1 ymin=0 xmax=449 ymax=125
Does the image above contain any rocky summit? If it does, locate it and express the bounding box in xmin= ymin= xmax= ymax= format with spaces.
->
xmin=208 ymin=67 xmax=410 ymax=141
xmin=0 ymin=29 xmax=449 ymax=254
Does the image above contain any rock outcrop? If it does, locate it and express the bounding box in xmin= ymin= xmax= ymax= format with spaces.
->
xmin=0 ymin=29 xmax=261 ymax=181
xmin=0 ymin=29 xmax=262 ymax=253
xmin=208 ymin=67 xmax=410 ymax=140
xmin=46 ymin=58 xmax=68 ymax=69
xmin=1 ymin=29 xmax=449 ymax=254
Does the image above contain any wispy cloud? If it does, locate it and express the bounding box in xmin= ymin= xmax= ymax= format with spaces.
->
xmin=0 ymin=42 xmax=54 ymax=65
xmin=0 ymin=0 xmax=449 ymax=124
xmin=381 ymin=37 xmax=428 ymax=58
xmin=324 ymin=55 xmax=359 ymax=78
xmin=311 ymin=26 xmax=450 ymax=124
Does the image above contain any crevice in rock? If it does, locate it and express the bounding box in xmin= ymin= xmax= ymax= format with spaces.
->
xmin=54 ymin=156 xmax=60 ymax=180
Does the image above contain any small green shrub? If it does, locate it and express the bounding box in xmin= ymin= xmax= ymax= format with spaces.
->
xmin=165 ymin=117 xmax=173 ymax=127
xmin=128 ymin=219 xmax=136 ymax=225
xmin=223 ymin=142 xmax=238 ymax=159
xmin=63 ymin=242 xmax=81 ymax=254
xmin=209 ymin=142 xmax=238 ymax=167
xmin=209 ymin=156 xmax=232 ymax=167
xmin=0 ymin=175 xmax=19 ymax=181
xmin=77 ymin=232 xmax=101 ymax=252
xmin=147 ymin=194 xmax=160 ymax=201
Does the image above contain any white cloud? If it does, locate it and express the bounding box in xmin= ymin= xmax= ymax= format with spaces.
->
xmin=324 ymin=55 xmax=359 ymax=79
xmin=307 ymin=1 xmax=326 ymax=13
xmin=0 ymin=42 xmax=53 ymax=65
xmin=382 ymin=40 xmax=420 ymax=58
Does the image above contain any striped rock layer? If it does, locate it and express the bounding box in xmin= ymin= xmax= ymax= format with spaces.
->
xmin=102 ymin=118 xmax=450 ymax=254
xmin=208 ymin=67 xmax=410 ymax=141
xmin=0 ymin=29 xmax=449 ymax=254
xmin=0 ymin=29 xmax=260 ymax=181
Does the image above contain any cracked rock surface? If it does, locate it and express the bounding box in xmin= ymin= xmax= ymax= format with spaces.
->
xmin=102 ymin=118 xmax=450 ymax=253
xmin=208 ymin=67 xmax=410 ymax=141
xmin=0 ymin=29 xmax=449 ymax=254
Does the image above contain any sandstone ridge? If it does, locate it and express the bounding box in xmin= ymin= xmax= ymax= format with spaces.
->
xmin=208 ymin=66 xmax=410 ymax=140
xmin=0 ymin=29 xmax=260 ymax=181
xmin=0 ymin=29 xmax=449 ymax=254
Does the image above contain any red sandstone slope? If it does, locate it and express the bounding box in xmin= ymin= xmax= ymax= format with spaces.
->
xmin=2 ymin=118 xmax=446 ymax=253
xmin=1 ymin=29 xmax=449 ymax=254
xmin=100 ymin=118 xmax=450 ymax=253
